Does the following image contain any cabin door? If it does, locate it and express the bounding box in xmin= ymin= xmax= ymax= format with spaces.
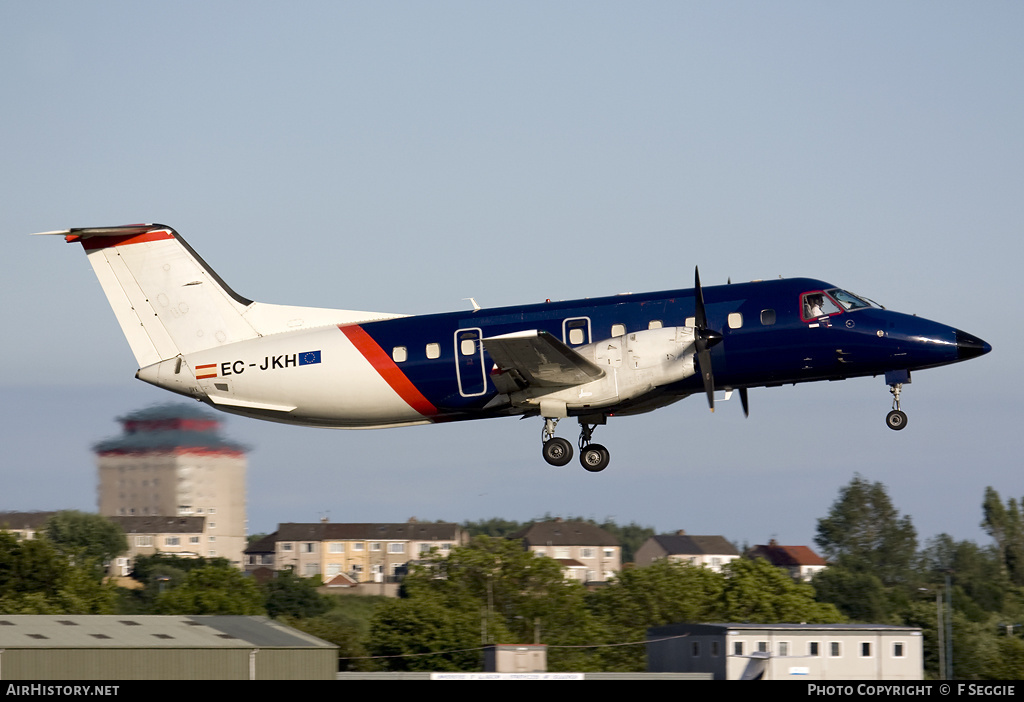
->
xmin=455 ymin=327 xmax=487 ymax=397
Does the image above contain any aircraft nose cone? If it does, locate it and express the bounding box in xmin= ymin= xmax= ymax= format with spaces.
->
xmin=955 ymin=329 xmax=992 ymax=360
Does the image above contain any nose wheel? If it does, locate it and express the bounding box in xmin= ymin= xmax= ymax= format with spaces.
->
xmin=886 ymin=382 xmax=908 ymax=431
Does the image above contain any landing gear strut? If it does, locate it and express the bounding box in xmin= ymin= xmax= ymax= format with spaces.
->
xmin=540 ymin=416 xmax=611 ymax=472
xmin=541 ymin=418 xmax=573 ymax=466
xmin=886 ymin=383 xmax=908 ymax=431
xmin=577 ymin=420 xmax=610 ymax=472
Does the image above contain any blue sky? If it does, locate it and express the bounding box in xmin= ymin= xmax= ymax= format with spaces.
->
xmin=2 ymin=2 xmax=1021 ymax=552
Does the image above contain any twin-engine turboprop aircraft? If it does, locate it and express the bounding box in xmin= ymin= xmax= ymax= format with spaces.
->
xmin=39 ymin=224 xmax=991 ymax=472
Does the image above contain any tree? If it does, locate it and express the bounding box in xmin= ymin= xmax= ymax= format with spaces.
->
xmin=263 ymin=569 xmax=331 ymax=619
xmin=153 ymin=564 xmax=265 ymax=615
xmin=43 ymin=511 xmax=127 ymax=578
xmin=370 ymin=536 xmax=602 ymax=671
xmin=0 ymin=531 xmax=117 ymax=614
xmin=586 ymin=560 xmax=724 ymax=670
xmin=815 ymin=474 xmax=917 ymax=586
xmin=718 ymin=558 xmax=843 ymax=623
xmin=812 ymin=566 xmax=893 ymax=622
xmin=981 ymin=487 xmax=1024 ymax=585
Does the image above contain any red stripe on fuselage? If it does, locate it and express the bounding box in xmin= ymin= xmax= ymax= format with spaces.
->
xmin=71 ymin=229 xmax=175 ymax=250
xmin=339 ymin=324 xmax=438 ymax=417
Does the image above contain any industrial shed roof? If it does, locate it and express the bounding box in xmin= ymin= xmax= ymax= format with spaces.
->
xmin=0 ymin=615 xmax=335 ymax=650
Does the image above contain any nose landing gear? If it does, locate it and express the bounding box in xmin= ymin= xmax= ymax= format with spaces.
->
xmin=886 ymin=381 xmax=908 ymax=431
xmin=540 ymin=416 xmax=611 ymax=471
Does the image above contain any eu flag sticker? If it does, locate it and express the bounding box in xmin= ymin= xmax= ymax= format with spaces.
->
xmin=299 ymin=350 xmax=322 ymax=366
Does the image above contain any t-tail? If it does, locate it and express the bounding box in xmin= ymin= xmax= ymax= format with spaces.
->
xmin=35 ymin=224 xmax=401 ymax=395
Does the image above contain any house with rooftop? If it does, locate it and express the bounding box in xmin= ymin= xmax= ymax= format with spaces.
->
xmin=245 ymin=519 xmax=467 ymax=594
xmin=745 ymin=540 xmax=827 ymax=581
xmin=511 ymin=519 xmax=621 ymax=584
xmin=634 ymin=531 xmax=739 ymax=572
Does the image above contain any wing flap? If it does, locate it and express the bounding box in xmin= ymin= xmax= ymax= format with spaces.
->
xmin=483 ymin=330 xmax=605 ymax=389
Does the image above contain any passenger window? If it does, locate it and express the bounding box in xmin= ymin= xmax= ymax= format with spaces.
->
xmin=460 ymin=339 xmax=476 ymax=356
xmin=392 ymin=346 xmax=407 ymax=363
xmin=648 ymin=320 xmax=663 ymax=330
xmin=564 ymin=318 xmax=590 ymax=345
xmin=728 ymin=312 xmax=742 ymax=329
xmin=761 ymin=309 xmax=776 ymax=325
xmin=425 ymin=343 xmax=440 ymax=359
xmin=611 ymin=323 xmax=626 ymax=337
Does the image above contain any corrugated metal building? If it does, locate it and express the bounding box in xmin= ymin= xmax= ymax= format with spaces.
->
xmin=0 ymin=615 xmax=337 ymax=680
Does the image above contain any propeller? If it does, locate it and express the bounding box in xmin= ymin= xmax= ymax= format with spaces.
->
xmin=693 ymin=266 xmax=723 ymax=412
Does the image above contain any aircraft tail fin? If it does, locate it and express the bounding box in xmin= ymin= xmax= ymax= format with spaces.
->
xmin=38 ymin=224 xmax=401 ymax=369
xmin=36 ymin=224 xmax=258 ymax=368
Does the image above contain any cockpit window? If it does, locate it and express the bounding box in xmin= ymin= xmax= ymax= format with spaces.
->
xmin=827 ymin=288 xmax=872 ymax=311
xmin=801 ymin=292 xmax=841 ymax=321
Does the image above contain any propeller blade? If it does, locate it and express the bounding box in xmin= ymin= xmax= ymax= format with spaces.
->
xmin=694 ymin=266 xmax=707 ymax=331
xmin=694 ymin=266 xmax=716 ymax=412
xmin=699 ymin=348 xmax=715 ymax=412
xmin=740 ymin=387 xmax=749 ymax=417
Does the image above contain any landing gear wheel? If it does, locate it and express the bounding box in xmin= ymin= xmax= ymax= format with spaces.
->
xmin=579 ymin=444 xmax=610 ymax=472
xmin=542 ymin=437 xmax=574 ymax=466
xmin=886 ymin=410 xmax=908 ymax=431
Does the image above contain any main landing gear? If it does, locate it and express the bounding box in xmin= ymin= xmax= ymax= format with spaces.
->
xmin=541 ymin=417 xmax=611 ymax=472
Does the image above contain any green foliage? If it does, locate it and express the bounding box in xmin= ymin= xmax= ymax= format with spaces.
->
xmin=461 ymin=517 xmax=527 ymax=538
xmin=130 ymin=553 xmax=233 ymax=582
xmin=152 ymin=564 xmax=265 ymax=615
xmin=370 ymin=596 xmax=486 ymax=671
xmin=372 ymin=535 xmax=603 ymax=671
xmin=811 ymin=478 xmax=1024 ymax=680
xmin=815 ymin=474 xmax=917 ymax=586
xmin=282 ymin=607 xmax=378 ymax=671
xmin=719 ymin=558 xmax=843 ymax=623
xmin=263 ymin=569 xmax=331 ymax=619
xmin=461 ymin=516 xmax=655 ymax=563
xmin=982 ymin=487 xmax=1024 ymax=585
xmin=812 ymin=566 xmax=894 ymax=623
xmin=0 ymin=531 xmax=118 ymax=614
xmin=43 ymin=511 xmax=127 ymax=579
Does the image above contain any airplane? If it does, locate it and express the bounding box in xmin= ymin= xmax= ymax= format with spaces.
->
xmin=38 ymin=223 xmax=991 ymax=472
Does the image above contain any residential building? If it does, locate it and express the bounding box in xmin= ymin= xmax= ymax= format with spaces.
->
xmin=94 ymin=403 xmax=248 ymax=567
xmin=244 ymin=519 xmax=468 ymax=591
xmin=647 ymin=623 xmax=923 ymax=680
xmin=745 ymin=540 xmax=827 ymax=581
xmin=0 ymin=510 xmax=212 ymax=578
xmin=634 ymin=531 xmax=739 ymax=572
xmin=108 ymin=515 xmax=208 ymax=576
xmin=512 ymin=519 xmax=621 ymax=584
xmin=0 ymin=511 xmax=55 ymax=541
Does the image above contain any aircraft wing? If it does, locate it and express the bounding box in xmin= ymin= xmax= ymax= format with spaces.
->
xmin=483 ymin=330 xmax=606 ymax=390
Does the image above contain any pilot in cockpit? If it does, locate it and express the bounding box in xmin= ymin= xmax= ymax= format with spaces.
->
xmin=806 ymin=294 xmax=825 ymax=318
